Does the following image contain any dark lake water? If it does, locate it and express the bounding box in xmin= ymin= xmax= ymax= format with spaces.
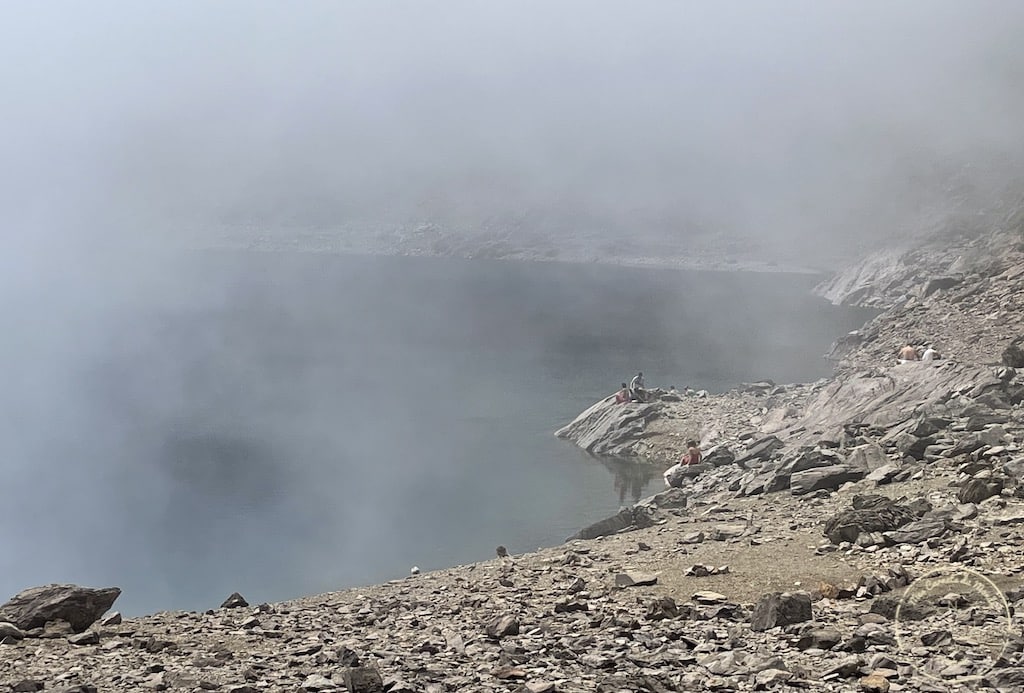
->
xmin=0 ymin=251 xmax=874 ymax=615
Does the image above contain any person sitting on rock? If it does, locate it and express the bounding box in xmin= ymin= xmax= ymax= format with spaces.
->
xmin=898 ymin=344 xmax=919 ymax=363
xmin=629 ymin=371 xmax=646 ymax=402
xmin=614 ymin=382 xmax=630 ymax=404
xmin=681 ymin=440 xmax=702 ymax=466
xmin=921 ymin=345 xmax=939 ymax=363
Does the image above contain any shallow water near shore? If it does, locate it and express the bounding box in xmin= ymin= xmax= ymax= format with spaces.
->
xmin=1 ymin=251 xmax=874 ymax=615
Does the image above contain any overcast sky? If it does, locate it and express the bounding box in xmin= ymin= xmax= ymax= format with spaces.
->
xmin=2 ymin=1 xmax=1023 ymax=261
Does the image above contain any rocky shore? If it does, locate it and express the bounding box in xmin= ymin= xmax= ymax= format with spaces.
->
xmin=4 ymin=222 xmax=1024 ymax=692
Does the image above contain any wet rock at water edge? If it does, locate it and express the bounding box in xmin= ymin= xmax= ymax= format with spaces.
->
xmin=0 ymin=584 xmax=121 ymax=633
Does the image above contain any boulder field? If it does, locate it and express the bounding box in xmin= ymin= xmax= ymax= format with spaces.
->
xmin=4 ymin=225 xmax=1024 ymax=692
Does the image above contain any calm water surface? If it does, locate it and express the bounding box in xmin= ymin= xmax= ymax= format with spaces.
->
xmin=1 ymin=252 xmax=873 ymax=614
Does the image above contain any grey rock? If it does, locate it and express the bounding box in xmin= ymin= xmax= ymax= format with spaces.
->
xmin=615 ymin=572 xmax=658 ymax=588
xmin=882 ymin=517 xmax=947 ymax=544
xmin=11 ymin=681 xmax=44 ymax=692
xmin=790 ymin=464 xmax=865 ymax=495
xmin=866 ymin=464 xmax=900 ymax=484
xmin=341 ymin=667 xmax=384 ymax=693
xmin=554 ymin=399 xmax=663 ymax=456
xmin=957 ymin=477 xmax=1004 ymax=504
xmin=796 ymin=628 xmax=842 ymax=650
xmin=0 ymin=584 xmax=120 ymax=633
xmin=220 ymin=592 xmax=249 ymax=609
xmin=485 ymin=614 xmax=520 ymax=639
xmin=735 ymin=436 xmax=784 ymax=466
xmin=567 ymin=508 xmax=632 ymax=541
xmin=68 ymin=630 xmax=100 ymax=646
xmin=703 ymin=445 xmax=737 ymax=467
xmin=750 ymin=591 xmax=812 ymax=631
xmin=1002 ymin=336 xmax=1024 ymax=368
xmin=823 ymin=497 xmax=917 ymax=544
xmin=0 ymin=621 xmax=26 ymax=640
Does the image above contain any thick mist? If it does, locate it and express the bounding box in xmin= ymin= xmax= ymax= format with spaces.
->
xmin=1 ymin=2 xmax=1023 ymax=612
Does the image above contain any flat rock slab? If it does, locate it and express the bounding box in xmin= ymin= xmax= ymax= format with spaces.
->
xmin=615 ymin=572 xmax=658 ymax=588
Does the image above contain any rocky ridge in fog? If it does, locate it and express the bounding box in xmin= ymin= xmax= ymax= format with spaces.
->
xmin=4 ymin=222 xmax=1024 ymax=691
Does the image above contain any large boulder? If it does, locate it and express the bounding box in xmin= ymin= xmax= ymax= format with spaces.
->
xmin=750 ymin=592 xmax=812 ymax=632
xmin=790 ymin=464 xmax=865 ymax=495
xmin=0 ymin=584 xmax=120 ymax=633
xmin=822 ymin=496 xmax=918 ymax=544
xmin=554 ymin=399 xmax=663 ymax=457
xmin=734 ymin=436 xmax=784 ymax=467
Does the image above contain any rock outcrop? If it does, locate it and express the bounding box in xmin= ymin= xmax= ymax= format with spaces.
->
xmin=0 ymin=585 xmax=120 ymax=633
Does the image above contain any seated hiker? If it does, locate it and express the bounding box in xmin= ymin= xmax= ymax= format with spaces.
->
xmin=681 ymin=440 xmax=702 ymax=465
xmin=614 ymin=382 xmax=630 ymax=404
xmin=629 ymin=371 xmax=646 ymax=402
xmin=898 ymin=344 xmax=919 ymax=363
xmin=921 ymin=345 xmax=939 ymax=363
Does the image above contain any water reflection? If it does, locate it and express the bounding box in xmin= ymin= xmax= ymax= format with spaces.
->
xmin=603 ymin=457 xmax=660 ymax=506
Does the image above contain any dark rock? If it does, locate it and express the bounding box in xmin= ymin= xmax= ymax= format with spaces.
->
xmin=567 ymin=508 xmax=632 ymax=541
xmin=703 ymin=445 xmax=736 ymax=467
xmin=1002 ymin=336 xmax=1024 ymax=368
xmin=920 ymin=630 xmax=952 ymax=647
xmin=823 ymin=497 xmax=917 ymax=544
xmin=645 ymin=597 xmax=678 ymax=621
xmin=947 ymin=435 xmax=987 ymax=457
xmin=922 ymin=275 xmax=962 ymax=297
xmin=790 ymin=464 xmax=865 ymax=495
xmin=911 ymin=416 xmax=953 ymax=438
xmin=67 ymin=630 xmax=99 ymax=646
xmin=894 ymin=433 xmax=935 ymax=461
xmin=485 ymin=614 xmax=520 ymax=639
xmin=988 ymin=668 xmax=1024 ymax=689
xmin=0 ymin=621 xmax=26 ymax=640
xmin=796 ymin=628 xmax=842 ymax=650
xmin=735 ymin=436 xmax=784 ymax=466
xmin=552 ymin=599 xmax=588 ymax=613
xmin=342 ymin=666 xmax=385 ymax=693
xmin=99 ymin=611 xmax=122 ymax=627
xmin=0 ymin=584 xmax=120 ymax=633
xmin=966 ymin=412 xmax=1009 ymax=430
xmin=220 ymin=592 xmax=249 ymax=609
xmin=883 ymin=518 xmax=947 ymax=544
xmin=644 ymin=487 xmax=688 ymax=509
xmin=957 ymin=477 xmax=1004 ymax=504
xmin=750 ymin=591 xmax=812 ymax=631
xmin=12 ymin=682 xmax=45 ymax=693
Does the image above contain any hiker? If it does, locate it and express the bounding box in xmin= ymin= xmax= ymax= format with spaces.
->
xmin=614 ymin=383 xmax=630 ymax=404
xmin=681 ymin=440 xmax=702 ymax=465
xmin=921 ymin=345 xmax=939 ymax=363
xmin=898 ymin=344 xmax=919 ymax=363
xmin=629 ymin=371 xmax=646 ymax=402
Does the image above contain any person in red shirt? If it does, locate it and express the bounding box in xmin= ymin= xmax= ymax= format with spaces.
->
xmin=681 ymin=440 xmax=702 ymax=465
xmin=614 ymin=383 xmax=630 ymax=404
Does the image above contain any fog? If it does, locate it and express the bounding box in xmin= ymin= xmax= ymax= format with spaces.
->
xmin=1 ymin=1 xmax=1023 ymax=612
